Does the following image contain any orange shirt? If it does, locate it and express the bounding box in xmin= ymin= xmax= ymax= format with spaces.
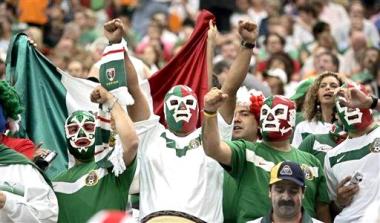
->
xmin=19 ymin=0 xmax=48 ymax=25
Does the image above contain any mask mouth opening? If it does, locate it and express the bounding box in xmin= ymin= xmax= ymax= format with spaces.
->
xmin=347 ymin=115 xmax=359 ymax=121
xmin=74 ymin=138 xmax=91 ymax=147
xmin=176 ymin=113 xmax=189 ymax=118
xmin=265 ymin=123 xmax=276 ymax=128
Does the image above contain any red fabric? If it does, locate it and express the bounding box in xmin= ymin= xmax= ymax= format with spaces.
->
xmin=1 ymin=134 xmax=35 ymax=160
xmin=148 ymin=10 xmax=214 ymax=127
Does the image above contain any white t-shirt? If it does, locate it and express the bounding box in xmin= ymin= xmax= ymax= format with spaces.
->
xmin=0 ymin=164 xmax=58 ymax=223
xmin=136 ymin=114 xmax=232 ymax=222
xmin=324 ymin=127 xmax=380 ymax=223
xmin=292 ymin=120 xmax=332 ymax=148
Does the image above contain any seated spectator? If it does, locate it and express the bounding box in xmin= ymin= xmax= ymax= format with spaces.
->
xmin=248 ymin=161 xmax=323 ymax=223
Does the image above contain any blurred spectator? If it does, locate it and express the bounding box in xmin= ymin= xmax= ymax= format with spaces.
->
xmin=43 ymin=5 xmax=65 ymax=48
xmin=319 ymin=0 xmax=350 ymax=32
xmin=351 ymin=47 xmax=379 ymax=84
xmin=293 ymin=4 xmax=318 ymax=48
xmin=264 ymin=68 xmax=287 ymax=95
xmin=0 ymin=17 xmax=11 ymax=56
xmin=292 ymin=72 xmax=343 ymax=148
xmin=67 ymin=60 xmax=87 ymax=79
xmin=341 ymin=30 xmax=367 ymax=76
xmin=333 ymin=1 xmax=380 ymax=52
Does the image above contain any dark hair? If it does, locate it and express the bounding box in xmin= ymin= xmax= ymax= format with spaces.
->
xmin=213 ymin=60 xmax=230 ymax=75
xmin=312 ymin=21 xmax=330 ymax=40
xmin=298 ymin=4 xmax=318 ymax=18
xmin=319 ymin=51 xmax=340 ymax=72
xmin=264 ymin=33 xmax=286 ymax=47
xmin=267 ymin=52 xmax=294 ymax=83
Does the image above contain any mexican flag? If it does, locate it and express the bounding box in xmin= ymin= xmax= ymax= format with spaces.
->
xmin=6 ymin=33 xmax=99 ymax=177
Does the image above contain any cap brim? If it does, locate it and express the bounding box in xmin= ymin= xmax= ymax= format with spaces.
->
xmin=270 ymin=176 xmax=304 ymax=187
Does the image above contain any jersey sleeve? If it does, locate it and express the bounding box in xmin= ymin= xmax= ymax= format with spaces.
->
xmin=2 ymin=165 xmax=58 ymax=223
xmin=225 ymin=140 xmax=248 ymax=180
xmin=315 ymin=158 xmax=330 ymax=203
xmin=324 ymin=153 xmax=338 ymax=201
xmin=134 ymin=115 xmax=163 ymax=154
xmin=298 ymin=134 xmax=315 ymax=154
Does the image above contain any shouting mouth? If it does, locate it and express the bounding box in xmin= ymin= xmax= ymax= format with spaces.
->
xmin=75 ymin=138 xmax=91 ymax=147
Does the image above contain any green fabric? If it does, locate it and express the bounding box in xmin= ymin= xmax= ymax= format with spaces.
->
xmin=226 ymin=140 xmax=329 ymax=223
xmin=290 ymin=78 xmax=314 ymax=101
xmin=223 ymin=171 xmax=238 ymax=223
xmin=160 ymin=132 xmax=201 ymax=157
xmin=99 ymin=59 xmax=127 ymax=91
xmin=295 ymin=112 xmax=305 ymax=126
xmin=329 ymin=144 xmax=372 ymax=168
xmin=6 ymin=33 xmax=68 ymax=177
xmin=350 ymin=70 xmax=374 ymax=83
xmin=54 ymin=158 xmax=137 ymax=223
xmin=0 ymin=144 xmax=52 ymax=186
xmin=298 ymin=133 xmax=337 ymax=166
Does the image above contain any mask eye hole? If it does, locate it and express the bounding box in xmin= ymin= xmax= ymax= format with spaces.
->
xmin=83 ymin=123 xmax=95 ymax=132
xmin=262 ymin=109 xmax=268 ymax=116
xmin=186 ymin=99 xmax=194 ymax=106
xmin=275 ymin=108 xmax=284 ymax=116
xmin=170 ymin=100 xmax=178 ymax=106
xmin=68 ymin=125 xmax=79 ymax=135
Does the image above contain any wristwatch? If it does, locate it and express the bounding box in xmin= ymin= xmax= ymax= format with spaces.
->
xmin=241 ymin=40 xmax=256 ymax=49
xmin=370 ymin=95 xmax=378 ymax=109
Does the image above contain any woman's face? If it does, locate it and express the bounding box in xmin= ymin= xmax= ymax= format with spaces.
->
xmin=317 ymin=75 xmax=340 ymax=106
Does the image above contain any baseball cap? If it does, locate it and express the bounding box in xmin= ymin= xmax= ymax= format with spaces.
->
xmin=265 ymin=68 xmax=288 ymax=84
xmin=290 ymin=78 xmax=314 ymax=101
xmin=269 ymin=161 xmax=305 ymax=187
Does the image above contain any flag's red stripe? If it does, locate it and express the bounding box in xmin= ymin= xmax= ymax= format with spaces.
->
xmin=102 ymin=48 xmax=124 ymax=57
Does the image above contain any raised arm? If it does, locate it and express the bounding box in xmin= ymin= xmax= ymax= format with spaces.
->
xmin=104 ymin=19 xmax=150 ymax=122
xmin=219 ymin=20 xmax=258 ymax=123
xmin=202 ymin=88 xmax=233 ymax=165
xmin=207 ymin=19 xmax=217 ymax=89
xmin=91 ymin=86 xmax=138 ymax=166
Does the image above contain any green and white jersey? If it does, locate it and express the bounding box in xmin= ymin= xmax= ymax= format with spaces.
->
xmin=136 ymin=114 xmax=232 ymax=223
xmin=292 ymin=120 xmax=332 ymax=148
xmin=324 ymin=126 xmax=380 ymax=223
xmin=247 ymin=210 xmax=323 ymax=223
xmin=226 ymin=140 xmax=329 ymax=223
xmin=53 ymin=159 xmax=137 ymax=223
xmin=223 ymin=171 xmax=238 ymax=223
xmin=298 ymin=133 xmax=337 ymax=166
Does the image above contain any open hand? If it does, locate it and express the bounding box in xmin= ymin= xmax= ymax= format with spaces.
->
xmin=238 ymin=20 xmax=258 ymax=44
xmin=204 ymin=88 xmax=228 ymax=113
xmin=335 ymin=86 xmax=372 ymax=109
xmin=104 ymin=18 xmax=124 ymax=44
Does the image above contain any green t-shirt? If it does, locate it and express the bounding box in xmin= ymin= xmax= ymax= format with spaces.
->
xmin=223 ymin=171 xmax=238 ymax=223
xmin=226 ymin=140 xmax=329 ymax=223
xmin=53 ymin=158 xmax=137 ymax=223
xmin=298 ymin=133 xmax=337 ymax=166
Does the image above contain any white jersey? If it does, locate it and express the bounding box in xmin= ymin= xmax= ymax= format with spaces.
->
xmin=136 ymin=114 xmax=232 ymax=222
xmin=292 ymin=120 xmax=332 ymax=148
xmin=324 ymin=127 xmax=380 ymax=223
xmin=0 ymin=164 xmax=58 ymax=223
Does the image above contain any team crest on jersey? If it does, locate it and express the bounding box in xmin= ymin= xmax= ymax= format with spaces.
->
xmin=106 ymin=68 xmax=116 ymax=81
xmin=188 ymin=138 xmax=201 ymax=150
xmin=85 ymin=170 xmax=99 ymax=186
xmin=370 ymin=138 xmax=380 ymax=153
xmin=301 ymin=164 xmax=314 ymax=180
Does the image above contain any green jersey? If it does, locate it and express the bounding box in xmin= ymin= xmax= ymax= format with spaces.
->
xmin=226 ymin=140 xmax=329 ymax=223
xmin=298 ymin=133 xmax=337 ymax=166
xmin=53 ymin=158 xmax=137 ymax=223
xmin=223 ymin=171 xmax=238 ymax=223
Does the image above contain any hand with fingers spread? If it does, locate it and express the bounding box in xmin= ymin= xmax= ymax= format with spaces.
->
xmin=335 ymin=86 xmax=373 ymax=109
xmin=335 ymin=176 xmax=360 ymax=208
xmin=238 ymin=20 xmax=258 ymax=44
xmin=104 ymin=18 xmax=125 ymax=44
xmin=204 ymin=88 xmax=228 ymax=113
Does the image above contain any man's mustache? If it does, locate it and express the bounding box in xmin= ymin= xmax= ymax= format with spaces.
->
xmin=278 ymin=200 xmax=295 ymax=207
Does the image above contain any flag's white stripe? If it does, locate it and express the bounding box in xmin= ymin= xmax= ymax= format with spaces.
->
xmin=53 ymin=168 xmax=108 ymax=194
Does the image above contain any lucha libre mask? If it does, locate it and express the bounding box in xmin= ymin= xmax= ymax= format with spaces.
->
xmin=335 ymin=85 xmax=373 ymax=133
xmin=65 ymin=111 xmax=96 ymax=162
xmin=260 ymin=96 xmax=296 ymax=142
xmin=164 ymin=85 xmax=198 ymax=135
